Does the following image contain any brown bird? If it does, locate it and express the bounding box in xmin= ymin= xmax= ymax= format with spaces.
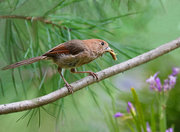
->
xmin=2 ymin=39 xmax=117 ymax=93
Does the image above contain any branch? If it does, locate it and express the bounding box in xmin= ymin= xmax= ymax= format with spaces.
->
xmin=0 ymin=37 xmax=180 ymax=114
xmin=0 ymin=15 xmax=64 ymax=29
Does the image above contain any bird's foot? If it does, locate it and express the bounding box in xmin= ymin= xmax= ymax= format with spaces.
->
xmin=89 ymin=72 xmax=98 ymax=80
xmin=65 ymin=83 xmax=73 ymax=94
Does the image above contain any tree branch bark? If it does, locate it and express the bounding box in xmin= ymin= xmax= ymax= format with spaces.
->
xmin=0 ymin=15 xmax=65 ymax=29
xmin=0 ymin=37 xmax=180 ymax=114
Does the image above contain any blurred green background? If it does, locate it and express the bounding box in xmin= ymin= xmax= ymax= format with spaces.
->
xmin=0 ymin=0 xmax=180 ymax=132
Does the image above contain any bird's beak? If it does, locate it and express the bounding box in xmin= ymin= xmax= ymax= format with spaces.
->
xmin=105 ymin=47 xmax=112 ymax=51
xmin=105 ymin=47 xmax=117 ymax=60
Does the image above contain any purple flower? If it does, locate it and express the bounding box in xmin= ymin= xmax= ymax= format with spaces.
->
xmin=169 ymin=75 xmax=176 ymax=87
xmin=172 ymin=67 xmax=180 ymax=76
xmin=146 ymin=72 xmax=162 ymax=91
xmin=127 ymin=102 xmax=136 ymax=115
xmin=147 ymin=68 xmax=180 ymax=92
xmin=155 ymin=77 xmax=162 ymax=91
xmin=163 ymin=75 xmax=177 ymax=91
xmin=146 ymin=122 xmax=151 ymax=132
xmin=127 ymin=102 xmax=133 ymax=113
xmin=114 ymin=112 xmax=124 ymax=118
xmin=166 ymin=128 xmax=173 ymax=132
xmin=163 ymin=79 xmax=169 ymax=91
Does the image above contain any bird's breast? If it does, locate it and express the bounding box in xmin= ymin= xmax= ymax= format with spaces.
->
xmin=53 ymin=54 xmax=79 ymax=68
xmin=52 ymin=51 xmax=100 ymax=69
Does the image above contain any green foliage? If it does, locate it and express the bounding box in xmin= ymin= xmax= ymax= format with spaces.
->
xmin=0 ymin=0 xmax=180 ymax=132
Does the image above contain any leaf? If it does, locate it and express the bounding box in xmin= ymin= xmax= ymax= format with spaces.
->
xmin=104 ymin=108 xmax=119 ymax=132
xmin=100 ymin=11 xmax=140 ymax=23
xmin=151 ymin=104 xmax=156 ymax=132
xmin=41 ymin=106 xmax=56 ymax=118
xmin=16 ymin=110 xmax=31 ymax=122
xmin=0 ymin=78 xmax=5 ymax=96
xmin=131 ymin=88 xmax=147 ymax=132
xmin=38 ymin=68 xmax=47 ymax=90
xmin=11 ymin=0 xmax=63 ymax=16
xmin=88 ymin=88 xmax=101 ymax=110
xmin=27 ymin=109 xmax=36 ymax=126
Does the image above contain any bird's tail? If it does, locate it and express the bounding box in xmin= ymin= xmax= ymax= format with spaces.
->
xmin=1 ymin=56 xmax=47 ymax=70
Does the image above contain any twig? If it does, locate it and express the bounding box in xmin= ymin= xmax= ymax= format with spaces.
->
xmin=0 ymin=37 xmax=180 ymax=114
xmin=0 ymin=15 xmax=63 ymax=29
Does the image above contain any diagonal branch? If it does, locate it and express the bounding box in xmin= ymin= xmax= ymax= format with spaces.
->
xmin=0 ymin=37 xmax=180 ymax=114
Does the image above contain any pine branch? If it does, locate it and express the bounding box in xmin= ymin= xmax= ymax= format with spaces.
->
xmin=0 ymin=37 xmax=180 ymax=114
xmin=0 ymin=15 xmax=65 ymax=29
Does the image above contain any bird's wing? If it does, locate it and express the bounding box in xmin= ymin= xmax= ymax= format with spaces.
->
xmin=43 ymin=44 xmax=69 ymax=57
xmin=43 ymin=40 xmax=85 ymax=57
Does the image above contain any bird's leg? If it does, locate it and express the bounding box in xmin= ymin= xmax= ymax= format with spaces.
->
xmin=58 ymin=67 xmax=73 ymax=93
xmin=70 ymin=68 xmax=98 ymax=80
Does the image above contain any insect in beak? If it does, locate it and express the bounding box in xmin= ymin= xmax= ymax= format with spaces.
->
xmin=105 ymin=47 xmax=117 ymax=60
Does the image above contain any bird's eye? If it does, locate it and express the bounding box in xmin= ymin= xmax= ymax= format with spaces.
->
xmin=101 ymin=42 xmax=104 ymax=46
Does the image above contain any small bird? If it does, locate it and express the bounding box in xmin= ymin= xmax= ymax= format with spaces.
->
xmin=2 ymin=39 xmax=117 ymax=93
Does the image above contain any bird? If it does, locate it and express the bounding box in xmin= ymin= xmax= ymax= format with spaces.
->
xmin=1 ymin=39 xmax=117 ymax=93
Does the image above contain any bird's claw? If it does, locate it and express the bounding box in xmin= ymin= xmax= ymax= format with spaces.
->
xmin=65 ymin=83 xmax=73 ymax=93
xmin=89 ymin=72 xmax=98 ymax=80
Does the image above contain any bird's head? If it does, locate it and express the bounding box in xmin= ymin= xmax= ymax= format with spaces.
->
xmin=83 ymin=39 xmax=117 ymax=60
